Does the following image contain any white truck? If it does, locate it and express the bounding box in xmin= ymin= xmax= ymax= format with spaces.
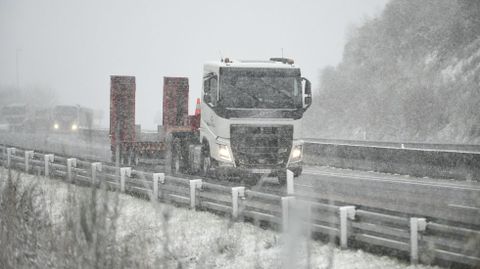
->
xmin=184 ymin=57 xmax=312 ymax=184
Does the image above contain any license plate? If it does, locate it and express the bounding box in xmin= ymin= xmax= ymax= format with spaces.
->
xmin=250 ymin=168 xmax=272 ymax=174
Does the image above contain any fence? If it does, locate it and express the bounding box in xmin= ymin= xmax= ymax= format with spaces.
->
xmin=2 ymin=130 xmax=479 ymax=181
xmin=303 ymin=141 xmax=480 ymax=181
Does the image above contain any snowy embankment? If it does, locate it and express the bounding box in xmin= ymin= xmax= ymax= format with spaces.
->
xmin=0 ymin=168 xmax=439 ymax=269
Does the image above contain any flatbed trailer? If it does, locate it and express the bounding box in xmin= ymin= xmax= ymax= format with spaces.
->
xmin=109 ymin=75 xmax=198 ymax=168
xmin=110 ymin=57 xmax=312 ymax=184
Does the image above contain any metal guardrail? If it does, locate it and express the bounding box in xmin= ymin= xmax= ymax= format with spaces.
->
xmin=0 ymin=131 xmax=111 ymax=162
xmin=303 ymin=141 xmax=480 ymax=181
xmin=2 ymin=130 xmax=479 ymax=181
xmin=304 ymin=138 xmax=480 ymax=153
xmin=1 ymin=145 xmax=479 ymax=267
xmin=295 ymin=175 xmax=480 ymax=226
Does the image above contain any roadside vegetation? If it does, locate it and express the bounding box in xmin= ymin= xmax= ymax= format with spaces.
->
xmin=0 ymin=169 xmax=145 ymax=268
xmin=0 ymin=169 xmax=438 ymax=269
xmin=0 ymin=169 xmax=279 ymax=268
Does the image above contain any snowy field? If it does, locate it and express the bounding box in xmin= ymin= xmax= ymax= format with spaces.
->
xmin=0 ymin=168 xmax=440 ymax=269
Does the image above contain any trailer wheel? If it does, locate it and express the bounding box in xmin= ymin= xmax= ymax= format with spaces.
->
xmin=172 ymin=139 xmax=183 ymax=174
xmin=174 ymin=156 xmax=180 ymax=173
xmin=134 ymin=154 xmax=139 ymax=166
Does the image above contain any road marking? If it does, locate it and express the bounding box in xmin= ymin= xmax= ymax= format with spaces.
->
xmin=304 ymin=168 xmax=474 ymax=187
xmin=448 ymin=204 xmax=480 ymax=211
xmin=303 ymin=169 xmax=480 ymax=191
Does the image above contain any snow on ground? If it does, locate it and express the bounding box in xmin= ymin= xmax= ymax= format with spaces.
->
xmin=1 ymin=168 xmax=440 ymax=269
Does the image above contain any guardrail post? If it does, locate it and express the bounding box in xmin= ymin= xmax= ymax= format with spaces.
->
xmin=120 ymin=167 xmax=131 ymax=193
xmin=44 ymin=154 xmax=54 ymax=177
xmin=410 ymin=217 xmax=427 ymax=264
xmin=24 ymin=150 xmax=34 ymax=173
xmin=6 ymin=148 xmax=16 ymax=168
xmin=231 ymin=187 xmax=245 ymax=220
xmin=189 ymin=179 xmax=202 ymax=210
xmin=286 ymin=169 xmax=294 ymax=195
xmin=152 ymin=173 xmax=164 ymax=201
xmin=91 ymin=162 xmax=102 ymax=185
xmin=67 ymin=158 xmax=77 ymax=182
xmin=339 ymin=206 xmax=356 ymax=249
xmin=282 ymin=196 xmax=296 ymax=232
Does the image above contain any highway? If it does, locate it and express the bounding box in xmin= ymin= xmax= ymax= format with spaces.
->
xmin=296 ymin=166 xmax=480 ymax=226
xmin=2 ymin=133 xmax=480 ymax=267
xmin=156 ymin=164 xmax=480 ymax=227
xmin=2 ymin=131 xmax=479 ymax=227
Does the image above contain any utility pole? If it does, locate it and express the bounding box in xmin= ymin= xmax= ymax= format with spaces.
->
xmin=115 ymin=95 xmax=121 ymax=177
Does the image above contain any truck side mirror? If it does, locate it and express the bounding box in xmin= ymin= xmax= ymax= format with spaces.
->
xmin=302 ymin=78 xmax=312 ymax=109
xmin=305 ymin=96 xmax=312 ymax=106
xmin=304 ymin=80 xmax=311 ymax=95
xmin=203 ymin=73 xmax=218 ymax=107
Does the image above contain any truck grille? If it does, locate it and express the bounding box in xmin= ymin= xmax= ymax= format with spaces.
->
xmin=230 ymin=125 xmax=293 ymax=168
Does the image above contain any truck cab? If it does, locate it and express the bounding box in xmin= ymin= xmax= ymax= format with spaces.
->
xmin=199 ymin=58 xmax=312 ymax=183
xmin=52 ymin=105 xmax=94 ymax=132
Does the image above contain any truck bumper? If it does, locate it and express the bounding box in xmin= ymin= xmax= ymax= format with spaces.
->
xmin=215 ymin=161 xmax=303 ymax=177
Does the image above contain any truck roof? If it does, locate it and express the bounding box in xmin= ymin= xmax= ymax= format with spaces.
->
xmin=204 ymin=58 xmax=299 ymax=69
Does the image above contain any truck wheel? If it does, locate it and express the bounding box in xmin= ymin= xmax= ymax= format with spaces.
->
xmin=277 ymin=170 xmax=287 ymax=186
xmin=243 ymin=173 xmax=262 ymax=186
xmin=292 ymin=167 xmax=302 ymax=177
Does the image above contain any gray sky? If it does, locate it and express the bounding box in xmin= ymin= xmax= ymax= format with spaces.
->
xmin=0 ymin=0 xmax=388 ymax=129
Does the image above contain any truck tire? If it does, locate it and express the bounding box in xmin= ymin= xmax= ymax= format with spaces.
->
xmin=291 ymin=167 xmax=302 ymax=177
xmin=243 ymin=173 xmax=262 ymax=186
xmin=277 ymin=170 xmax=287 ymax=186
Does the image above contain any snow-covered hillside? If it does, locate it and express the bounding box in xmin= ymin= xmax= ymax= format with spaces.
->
xmin=305 ymin=0 xmax=480 ymax=143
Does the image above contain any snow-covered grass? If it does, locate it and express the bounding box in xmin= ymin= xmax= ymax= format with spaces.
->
xmin=0 ymin=168 xmax=440 ymax=269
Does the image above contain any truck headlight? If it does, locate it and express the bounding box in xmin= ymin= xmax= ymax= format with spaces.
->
xmin=218 ymin=144 xmax=232 ymax=162
xmin=289 ymin=144 xmax=303 ymax=162
xmin=71 ymin=124 xmax=78 ymax=131
xmin=53 ymin=123 xmax=59 ymax=130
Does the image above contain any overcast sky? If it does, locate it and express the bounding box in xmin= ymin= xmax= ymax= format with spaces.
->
xmin=0 ymin=0 xmax=388 ymax=129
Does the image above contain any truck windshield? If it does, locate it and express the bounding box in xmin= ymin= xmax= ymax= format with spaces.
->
xmin=219 ymin=67 xmax=302 ymax=109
